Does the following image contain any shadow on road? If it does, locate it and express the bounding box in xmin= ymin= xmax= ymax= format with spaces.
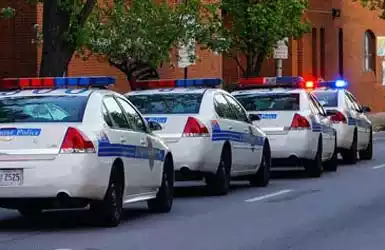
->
xmin=0 ymin=208 xmax=153 ymax=232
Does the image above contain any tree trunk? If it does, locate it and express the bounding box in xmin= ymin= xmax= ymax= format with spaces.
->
xmin=39 ymin=0 xmax=97 ymax=77
xmin=109 ymin=58 xmax=160 ymax=90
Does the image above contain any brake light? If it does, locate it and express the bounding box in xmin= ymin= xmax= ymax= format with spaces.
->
xmin=183 ymin=117 xmax=209 ymax=137
xmin=330 ymin=111 xmax=347 ymax=124
xmin=290 ymin=114 xmax=310 ymax=129
xmin=60 ymin=127 xmax=96 ymax=153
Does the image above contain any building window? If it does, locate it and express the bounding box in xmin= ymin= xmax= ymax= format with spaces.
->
xmin=338 ymin=28 xmax=344 ymax=77
xmin=364 ymin=30 xmax=376 ymax=72
xmin=312 ymin=28 xmax=318 ymax=77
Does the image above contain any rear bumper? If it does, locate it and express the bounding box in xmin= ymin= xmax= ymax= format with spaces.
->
xmin=333 ymin=124 xmax=354 ymax=150
xmin=162 ymin=136 xmax=219 ymax=180
xmin=267 ymin=130 xmax=318 ymax=165
xmin=0 ymin=154 xmax=109 ymax=200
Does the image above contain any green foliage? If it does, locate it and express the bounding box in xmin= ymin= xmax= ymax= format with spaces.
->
xmin=358 ymin=0 xmax=385 ymax=18
xmin=85 ymin=0 xmax=217 ymax=73
xmin=200 ymin=0 xmax=311 ymax=76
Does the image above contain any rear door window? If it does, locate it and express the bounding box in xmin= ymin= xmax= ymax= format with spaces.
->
xmin=0 ymin=95 xmax=88 ymax=123
xmin=233 ymin=93 xmax=300 ymax=111
xmin=127 ymin=93 xmax=203 ymax=114
xmin=312 ymin=91 xmax=339 ymax=107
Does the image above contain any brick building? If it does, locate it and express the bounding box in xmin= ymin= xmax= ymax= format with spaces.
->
xmin=1 ymin=0 xmax=385 ymax=111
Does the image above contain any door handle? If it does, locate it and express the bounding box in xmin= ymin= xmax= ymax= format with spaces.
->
xmin=244 ymin=128 xmax=249 ymax=132
xmin=140 ymin=139 xmax=147 ymax=145
xmin=120 ymin=137 xmax=126 ymax=143
xmin=228 ymin=126 xmax=233 ymax=130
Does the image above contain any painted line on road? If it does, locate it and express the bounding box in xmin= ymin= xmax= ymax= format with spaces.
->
xmin=245 ymin=189 xmax=293 ymax=203
xmin=372 ymin=164 xmax=385 ymax=169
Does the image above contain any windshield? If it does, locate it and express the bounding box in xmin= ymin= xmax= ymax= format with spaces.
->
xmin=127 ymin=93 xmax=203 ymax=114
xmin=312 ymin=91 xmax=338 ymax=107
xmin=233 ymin=93 xmax=300 ymax=111
xmin=0 ymin=95 xmax=88 ymax=123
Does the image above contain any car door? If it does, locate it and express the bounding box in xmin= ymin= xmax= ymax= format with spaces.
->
xmin=115 ymin=96 xmax=162 ymax=189
xmin=213 ymin=93 xmax=244 ymax=171
xmin=307 ymin=93 xmax=333 ymax=158
xmin=345 ymin=91 xmax=370 ymax=148
xmin=223 ymin=93 xmax=262 ymax=170
xmin=102 ymin=96 xmax=145 ymax=195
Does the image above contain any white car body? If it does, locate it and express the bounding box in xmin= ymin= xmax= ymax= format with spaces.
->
xmin=0 ymin=87 xmax=173 ymax=222
xmin=232 ymin=87 xmax=337 ymax=170
xmin=312 ymin=87 xmax=372 ymax=162
xmin=126 ymin=87 xmax=270 ymax=191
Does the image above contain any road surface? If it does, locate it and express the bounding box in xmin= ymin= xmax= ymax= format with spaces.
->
xmin=1 ymin=132 xmax=385 ymax=250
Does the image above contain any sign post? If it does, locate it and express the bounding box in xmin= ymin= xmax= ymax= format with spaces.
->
xmin=273 ymin=38 xmax=289 ymax=77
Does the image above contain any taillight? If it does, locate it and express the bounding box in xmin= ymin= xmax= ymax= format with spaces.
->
xmin=290 ymin=113 xmax=310 ymax=130
xmin=60 ymin=127 xmax=96 ymax=153
xmin=183 ymin=117 xmax=210 ymax=137
xmin=329 ymin=111 xmax=347 ymax=124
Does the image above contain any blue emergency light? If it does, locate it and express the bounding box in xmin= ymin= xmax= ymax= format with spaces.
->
xmin=0 ymin=76 xmax=115 ymax=90
xmin=237 ymin=76 xmax=305 ymax=90
xmin=135 ymin=78 xmax=222 ymax=89
xmin=318 ymin=80 xmax=348 ymax=89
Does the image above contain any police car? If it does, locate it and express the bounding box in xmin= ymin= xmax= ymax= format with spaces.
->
xmin=231 ymin=76 xmax=338 ymax=177
xmin=0 ymin=76 xmax=174 ymax=227
xmin=310 ymin=80 xmax=372 ymax=164
xmin=125 ymin=78 xmax=271 ymax=196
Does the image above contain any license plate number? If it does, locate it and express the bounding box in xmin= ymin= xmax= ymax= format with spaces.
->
xmin=0 ymin=169 xmax=23 ymax=186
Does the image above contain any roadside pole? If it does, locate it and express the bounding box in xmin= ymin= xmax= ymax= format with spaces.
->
xmin=274 ymin=38 xmax=288 ymax=77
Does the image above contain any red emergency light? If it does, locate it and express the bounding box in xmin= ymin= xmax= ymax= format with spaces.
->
xmin=135 ymin=78 xmax=222 ymax=90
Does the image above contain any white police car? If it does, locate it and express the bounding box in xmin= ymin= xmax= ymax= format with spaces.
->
xmin=311 ymin=80 xmax=372 ymax=164
xmin=231 ymin=77 xmax=338 ymax=177
xmin=125 ymin=78 xmax=271 ymax=196
xmin=0 ymin=76 xmax=174 ymax=227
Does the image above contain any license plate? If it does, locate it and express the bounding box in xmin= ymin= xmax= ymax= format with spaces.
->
xmin=0 ymin=169 xmax=23 ymax=186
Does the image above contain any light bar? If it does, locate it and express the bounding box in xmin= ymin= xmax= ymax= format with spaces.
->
xmin=318 ymin=80 xmax=348 ymax=89
xmin=0 ymin=76 xmax=115 ymax=90
xmin=237 ymin=76 xmax=305 ymax=89
xmin=135 ymin=78 xmax=222 ymax=90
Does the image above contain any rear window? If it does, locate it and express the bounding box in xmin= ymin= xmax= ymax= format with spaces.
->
xmin=234 ymin=93 xmax=300 ymax=111
xmin=312 ymin=91 xmax=338 ymax=107
xmin=0 ymin=95 xmax=88 ymax=123
xmin=127 ymin=93 xmax=203 ymax=114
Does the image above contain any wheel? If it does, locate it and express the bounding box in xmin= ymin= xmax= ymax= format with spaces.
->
xmin=341 ymin=130 xmax=357 ymax=164
xmin=18 ymin=207 xmax=42 ymax=218
xmin=147 ymin=155 xmax=174 ymax=213
xmin=206 ymin=145 xmax=231 ymax=196
xmin=359 ymin=128 xmax=373 ymax=160
xmin=304 ymin=138 xmax=323 ymax=178
xmin=324 ymin=137 xmax=338 ymax=172
xmin=90 ymin=167 xmax=124 ymax=227
xmin=249 ymin=141 xmax=271 ymax=187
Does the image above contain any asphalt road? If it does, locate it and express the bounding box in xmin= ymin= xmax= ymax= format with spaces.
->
xmin=1 ymin=133 xmax=385 ymax=250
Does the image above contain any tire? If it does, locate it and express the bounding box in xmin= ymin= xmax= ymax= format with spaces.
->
xmin=249 ymin=141 xmax=271 ymax=187
xmin=359 ymin=128 xmax=373 ymax=160
xmin=323 ymin=137 xmax=338 ymax=172
xmin=91 ymin=167 xmax=124 ymax=227
xmin=342 ymin=130 xmax=357 ymax=164
xmin=304 ymin=138 xmax=323 ymax=178
xmin=147 ymin=155 xmax=174 ymax=213
xmin=206 ymin=146 xmax=231 ymax=196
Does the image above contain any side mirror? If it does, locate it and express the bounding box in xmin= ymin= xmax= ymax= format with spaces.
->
xmin=361 ymin=106 xmax=371 ymax=113
xmin=148 ymin=121 xmax=162 ymax=131
xmin=326 ymin=109 xmax=338 ymax=117
xmin=249 ymin=113 xmax=261 ymax=122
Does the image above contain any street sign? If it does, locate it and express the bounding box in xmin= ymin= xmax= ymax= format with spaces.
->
xmin=178 ymin=14 xmax=196 ymax=68
xmin=273 ymin=38 xmax=289 ymax=59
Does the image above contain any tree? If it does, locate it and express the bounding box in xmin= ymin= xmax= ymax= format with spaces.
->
xmin=359 ymin=0 xmax=385 ymax=17
xmin=1 ymin=0 xmax=98 ymax=77
xmin=85 ymin=0 xmax=220 ymax=90
xmin=201 ymin=0 xmax=311 ymax=77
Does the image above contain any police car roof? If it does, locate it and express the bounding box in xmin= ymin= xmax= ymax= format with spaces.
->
xmin=0 ymin=88 xmax=113 ymax=98
xmin=232 ymin=88 xmax=304 ymax=95
xmin=128 ymin=88 xmax=209 ymax=95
